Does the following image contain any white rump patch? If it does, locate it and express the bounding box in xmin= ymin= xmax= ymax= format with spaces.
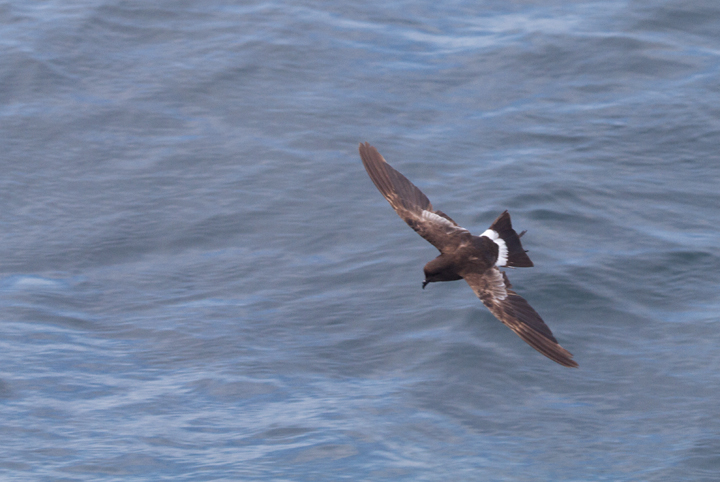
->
xmin=481 ymin=229 xmax=508 ymax=267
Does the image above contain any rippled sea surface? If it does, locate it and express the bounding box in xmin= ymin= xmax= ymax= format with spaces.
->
xmin=1 ymin=1 xmax=719 ymax=480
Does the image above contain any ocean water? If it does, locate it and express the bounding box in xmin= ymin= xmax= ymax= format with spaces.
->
xmin=1 ymin=0 xmax=719 ymax=480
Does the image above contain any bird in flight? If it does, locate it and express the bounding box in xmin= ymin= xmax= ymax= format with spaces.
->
xmin=359 ymin=142 xmax=577 ymax=368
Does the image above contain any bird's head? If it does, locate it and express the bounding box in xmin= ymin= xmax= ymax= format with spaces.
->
xmin=422 ymin=255 xmax=462 ymax=289
xmin=422 ymin=265 xmax=444 ymax=289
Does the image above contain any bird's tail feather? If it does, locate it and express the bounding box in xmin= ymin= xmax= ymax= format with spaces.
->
xmin=488 ymin=211 xmax=534 ymax=268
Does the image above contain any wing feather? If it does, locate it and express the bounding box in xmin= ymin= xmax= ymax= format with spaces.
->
xmin=359 ymin=142 xmax=468 ymax=251
xmin=464 ymin=269 xmax=578 ymax=368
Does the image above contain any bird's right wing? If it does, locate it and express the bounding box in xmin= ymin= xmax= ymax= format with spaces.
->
xmin=464 ymin=268 xmax=578 ymax=368
xmin=359 ymin=142 xmax=468 ymax=251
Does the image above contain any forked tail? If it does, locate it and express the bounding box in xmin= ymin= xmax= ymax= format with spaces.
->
xmin=481 ymin=210 xmax=534 ymax=267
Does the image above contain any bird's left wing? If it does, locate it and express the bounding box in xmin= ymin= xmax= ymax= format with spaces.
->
xmin=464 ymin=268 xmax=578 ymax=367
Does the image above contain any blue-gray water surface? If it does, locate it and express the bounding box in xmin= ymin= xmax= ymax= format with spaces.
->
xmin=1 ymin=1 xmax=719 ymax=480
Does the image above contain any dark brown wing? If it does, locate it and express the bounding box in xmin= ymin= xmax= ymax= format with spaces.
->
xmin=464 ymin=268 xmax=578 ymax=368
xmin=359 ymin=142 xmax=468 ymax=252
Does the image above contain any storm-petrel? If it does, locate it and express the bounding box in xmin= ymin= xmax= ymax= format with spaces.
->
xmin=359 ymin=142 xmax=577 ymax=368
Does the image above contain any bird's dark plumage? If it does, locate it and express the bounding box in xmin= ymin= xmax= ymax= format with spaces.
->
xmin=359 ymin=142 xmax=577 ymax=368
